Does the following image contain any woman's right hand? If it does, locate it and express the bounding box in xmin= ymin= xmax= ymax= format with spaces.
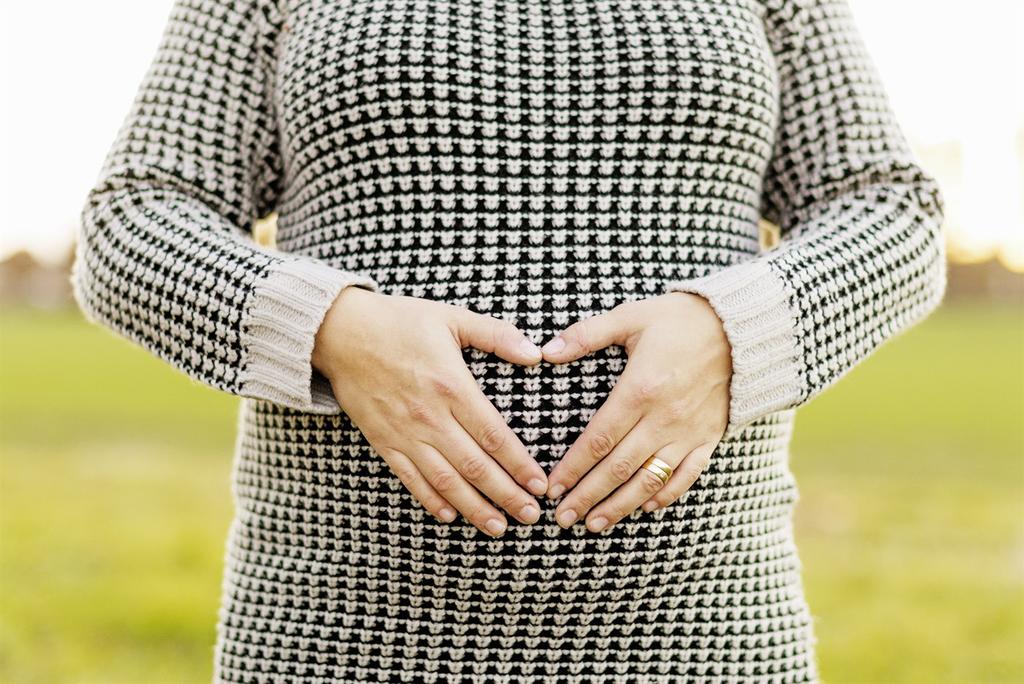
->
xmin=312 ymin=286 xmax=548 ymax=537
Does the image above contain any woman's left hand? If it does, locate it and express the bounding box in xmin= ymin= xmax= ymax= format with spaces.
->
xmin=541 ymin=292 xmax=733 ymax=532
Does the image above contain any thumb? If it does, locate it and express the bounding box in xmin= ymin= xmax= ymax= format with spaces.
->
xmin=450 ymin=309 xmax=543 ymax=366
xmin=541 ymin=306 xmax=636 ymax=363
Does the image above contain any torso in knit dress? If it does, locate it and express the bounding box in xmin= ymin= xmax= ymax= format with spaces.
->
xmin=72 ymin=0 xmax=949 ymax=680
xmin=235 ymin=0 xmax=811 ymax=680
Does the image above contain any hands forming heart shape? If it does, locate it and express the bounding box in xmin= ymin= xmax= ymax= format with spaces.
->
xmin=313 ymin=288 xmax=733 ymax=537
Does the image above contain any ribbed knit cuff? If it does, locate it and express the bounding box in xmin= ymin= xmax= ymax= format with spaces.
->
xmin=238 ymin=256 xmax=378 ymax=414
xmin=664 ymin=258 xmax=804 ymax=439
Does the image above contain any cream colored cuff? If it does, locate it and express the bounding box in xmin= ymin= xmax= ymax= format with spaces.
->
xmin=664 ymin=258 xmax=804 ymax=439
xmin=238 ymin=256 xmax=377 ymax=413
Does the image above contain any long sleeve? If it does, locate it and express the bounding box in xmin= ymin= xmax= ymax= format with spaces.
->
xmin=70 ymin=0 xmax=378 ymax=413
xmin=664 ymin=0 xmax=947 ymax=440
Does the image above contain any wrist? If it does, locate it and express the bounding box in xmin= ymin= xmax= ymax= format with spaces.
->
xmin=665 ymin=291 xmax=733 ymax=378
xmin=312 ymin=284 xmax=375 ymax=375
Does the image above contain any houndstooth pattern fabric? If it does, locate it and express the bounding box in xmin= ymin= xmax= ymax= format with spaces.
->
xmin=71 ymin=0 xmax=947 ymax=681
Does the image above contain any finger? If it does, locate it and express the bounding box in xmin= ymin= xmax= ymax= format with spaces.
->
xmin=412 ymin=442 xmax=509 ymax=537
xmin=553 ymin=418 xmax=659 ymax=528
xmin=584 ymin=443 xmax=686 ymax=533
xmin=540 ymin=304 xmax=636 ymax=364
xmin=449 ymin=373 xmax=548 ymax=496
xmin=450 ymin=308 xmax=542 ymax=365
xmin=547 ymin=371 xmax=643 ymax=499
xmin=640 ymin=440 xmax=716 ymax=512
xmin=378 ymin=446 xmax=457 ymax=523
xmin=433 ymin=419 xmax=542 ymax=526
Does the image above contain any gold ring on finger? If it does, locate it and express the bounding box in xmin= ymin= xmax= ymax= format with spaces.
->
xmin=642 ymin=455 xmax=673 ymax=485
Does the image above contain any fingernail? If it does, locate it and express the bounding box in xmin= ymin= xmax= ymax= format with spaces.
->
xmin=556 ymin=509 xmax=578 ymax=528
xmin=519 ymin=338 xmax=542 ymax=358
xmin=542 ymin=337 xmax=566 ymax=355
xmin=519 ymin=502 xmax=540 ymax=524
xmin=439 ymin=507 xmax=456 ymax=522
xmin=528 ymin=478 xmax=547 ymax=496
xmin=588 ymin=516 xmax=609 ymax=532
xmin=548 ymin=483 xmax=565 ymax=500
xmin=485 ymin=518 xmax=506 ymax=536
xmin=642 ymin=501 xmax=659 ymax=513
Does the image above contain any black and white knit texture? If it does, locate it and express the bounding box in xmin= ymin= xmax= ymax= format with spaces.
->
xmin=71 ymin=0 xmax=947 ymax=680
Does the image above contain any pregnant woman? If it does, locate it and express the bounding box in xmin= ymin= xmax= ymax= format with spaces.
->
xmin=71 ymin=0 xmax=947 ymax=680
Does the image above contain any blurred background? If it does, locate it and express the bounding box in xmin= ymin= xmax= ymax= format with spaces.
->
xmin=2 ymin=1 xmax=1022 ymax=682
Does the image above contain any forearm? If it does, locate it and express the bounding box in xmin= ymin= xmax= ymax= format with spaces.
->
xmin=666 ymin=173 xmax=946 ymax=438
xmin=73 ymin=184 xmax=377 ymax=413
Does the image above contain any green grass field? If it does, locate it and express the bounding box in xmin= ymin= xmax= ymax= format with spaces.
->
xmin=1 ymin=302 xmax=1022 ymax=683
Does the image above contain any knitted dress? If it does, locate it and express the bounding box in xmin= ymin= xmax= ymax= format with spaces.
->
xmin=71 ymin=0 xmax=946 ymax=680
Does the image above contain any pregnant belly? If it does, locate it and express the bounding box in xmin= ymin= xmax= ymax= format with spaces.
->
xmin=235 ymin=269 xmax=800 ymax=560
xmin=241 ymin=229 xmax=782 ymax=526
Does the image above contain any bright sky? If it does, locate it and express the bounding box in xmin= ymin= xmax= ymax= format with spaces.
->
xmin=2 ymin=1 xmax=1022 ymax=268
